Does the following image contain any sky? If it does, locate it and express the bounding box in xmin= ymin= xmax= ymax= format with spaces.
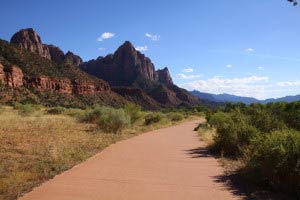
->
xmin=1 ymin=0 xmax=300 ymax=99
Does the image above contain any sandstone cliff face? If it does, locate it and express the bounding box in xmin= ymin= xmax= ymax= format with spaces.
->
xmin=0 ymin=62 xmax=110 ymax=94
xmin=10 ymin=28 xmax=82 ymax=66
xmin=24 ymin=75 xmax=110 ymax=95
xmin=64 ymin=51 xmax=83 ymax=66
xmin=47 ymin=45 xmax=65 ymax=63
xmin=25 ymin=76 xmax=73 ymax=94
xmin=11 ymin=28 xmax=51 ymax=59
xmin=0 ymin=64 xmax=24 ymax=88
xmin=71 ymin=79 xmax=110 ymax=94
xmin=0 ymin=63 xmax=5 ymax=85
xmin=81 ymin=41 xmax=158 ymax=86
xmin=156 ymin=67 xmax=173 ymax=85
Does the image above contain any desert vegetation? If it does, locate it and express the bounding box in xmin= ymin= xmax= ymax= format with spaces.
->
xmin=197 ymin=102 xmax=300 ymax=197
xmin=0 ymin=103 xmax=201 ymax=200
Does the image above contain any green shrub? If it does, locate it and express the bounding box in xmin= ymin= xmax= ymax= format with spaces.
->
xmin=167 ymin=112 xmax=184 ymax=122
xmin=13 ymin=103 xmax=40 ymax=116
xmin=80 ymin=107 xmax=103 ymax=123
xmin=80 ymin=106 xmax=130 ymax=134
xmin=209 ymin=111 xmax=258 ymax=156
xmin=144 ymin=113 xmax=163 ymax=125
xmin=124 ymin=103 xmax=144 ymax=124
xmin=246 ymin=130 xmax=300 ymax=196
xmin=96 ymin=108 xmax=130 ymax=134
xmin=46 ymin=106 xmax=66 ymax=115
xmin=207 ymin=102 xmax=300 ymax=196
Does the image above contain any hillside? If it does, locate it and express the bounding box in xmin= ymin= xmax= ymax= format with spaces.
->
xmin=0 ymin=29 xmax=128 ymax=108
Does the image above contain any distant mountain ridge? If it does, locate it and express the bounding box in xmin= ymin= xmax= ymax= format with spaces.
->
xmin=191 ymin=90 xmax=300 ymax=104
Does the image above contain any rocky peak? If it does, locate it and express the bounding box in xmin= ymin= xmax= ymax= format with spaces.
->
xmin=113 ymin=41 xmax=157 ymax=82
xmin=46 ymin=45 xmax=65 ymax=63
xmin=81 ymin=41 xmax=158 ymax=86
xmin=10 ymin=28 xmax=83 ymax=66
xmin=114 ymin=41 xmax=138 ymax=66
xmin=156 ymin=67 xmax=173 ymax=85
xmin=64 ymin=51 xmax=83 ymax=66
xmin=11 ymin=28 xmax=51 ymax=59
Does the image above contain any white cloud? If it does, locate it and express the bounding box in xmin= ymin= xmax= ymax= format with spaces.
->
xmin=145 ymin=33 xmax=160 ymax=41
xmin=98 ymin=47 xmax=105 ymax=51
xmin=135 ymin=45 xmax=148 ymax=51
xmin=181 ymin=76 xmax=269 ymax=99
xmin=276 ymin=81 xmax=300 ymax=87
xmin=245 ymin=48 xmax=255 ymax=52
xmin=176 ymin=73 xmax=202 ymax=79
xmin=183 ymin=68 xmax=194 ymax=73
xmin=258 ymin=66 xmax=264 ymax=70
xmin=226 ymin=64 xmax=233 ymax=68
xmin=97 ymin=32 xmax=115 ymax=42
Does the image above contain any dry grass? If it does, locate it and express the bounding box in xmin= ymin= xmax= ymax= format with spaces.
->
xmin=197 ymin=126 xmax=216 ymax=146
xmin=0 ymin=106 xmax=198 ymax=200
xmin=0 ymin=106 xmax=133 ymax=200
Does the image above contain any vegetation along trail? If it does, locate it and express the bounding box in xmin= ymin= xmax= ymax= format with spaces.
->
xmin=19 ymin=119 xmax=242 ymax=200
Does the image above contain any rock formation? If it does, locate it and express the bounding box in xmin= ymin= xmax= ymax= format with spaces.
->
xmin=46 ymin=45 xmax=65 ymax=63
xmin=156 ymin=67 xmax=173 ymax=85
xmin=81 ymin=41 xmax=158 ymax=86
xmin=0 ymin=63 xmax=5 ymax=85
xmin=10 ymin=28 xmax=82 ymax=66
xmin=10 ymin=28 xmax=51 ymax=59
xmin=81 ymin=41 xmax=200 ymax=107
xmin=0 ymin=62 xmax=110 ymax=94
xmin=24 ymin=74 xmax=110 ymax=95
xmin=64 ymin=51 xmax=83 ymax=66
xmin=0 ymin=64 xmax=24 ymax=88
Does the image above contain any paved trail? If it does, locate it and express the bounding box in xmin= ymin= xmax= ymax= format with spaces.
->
xmin=20 ymin=120 xmax=242 ymax=200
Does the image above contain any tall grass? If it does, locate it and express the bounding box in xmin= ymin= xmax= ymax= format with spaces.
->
xmin=0 ymin=106 xmax=129 ymax=200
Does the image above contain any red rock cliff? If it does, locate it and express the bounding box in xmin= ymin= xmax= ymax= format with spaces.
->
xmin=10 ymin=28 xmax=83 ymax=66
xmin=0 ymin=63 xmax=110 ymax=94
xmin=81 ymin=41 xmax=158 ymax=86
xmin=0 ymin=65 xmax=24 ymax=88
xmin=10 ymin=28 xmax=51 ymax=59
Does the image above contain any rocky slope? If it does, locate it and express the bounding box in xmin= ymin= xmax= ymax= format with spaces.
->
xmin=11 ymin=28 xmax=82 ymax=66
xmin=81 ymin=41 xmax=200 ymax=107
xmin=0 ymin=33 xmax=127 ymax=107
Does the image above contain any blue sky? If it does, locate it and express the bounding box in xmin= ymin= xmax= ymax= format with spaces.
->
xmin=1 ymin=0 xmax=300 ymax=99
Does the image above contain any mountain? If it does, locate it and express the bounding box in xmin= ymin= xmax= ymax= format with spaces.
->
xmin=81 ymin=41 xmax=200 ymax=107
xmin=261 ymin=95 xmax=300 ymax=104
xmin=10 ymin=28 xmax=82 ymax=66
xmin=191 ymin=90 xmax=300 ymax=104
xmin=0 ymin=29 xmax=128 ymax=107
xmin=0 ymin=28 xmax=201 ymax=109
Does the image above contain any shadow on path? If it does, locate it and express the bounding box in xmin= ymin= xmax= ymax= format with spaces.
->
xmin=185 ymin=147 xmax=295 ymax=200
xmin=185 ymin=147 xmax=211 ymax=158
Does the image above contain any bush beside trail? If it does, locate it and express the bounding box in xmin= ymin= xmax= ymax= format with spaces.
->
xmin=203 ymin=102 xmax=300 ymax=197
